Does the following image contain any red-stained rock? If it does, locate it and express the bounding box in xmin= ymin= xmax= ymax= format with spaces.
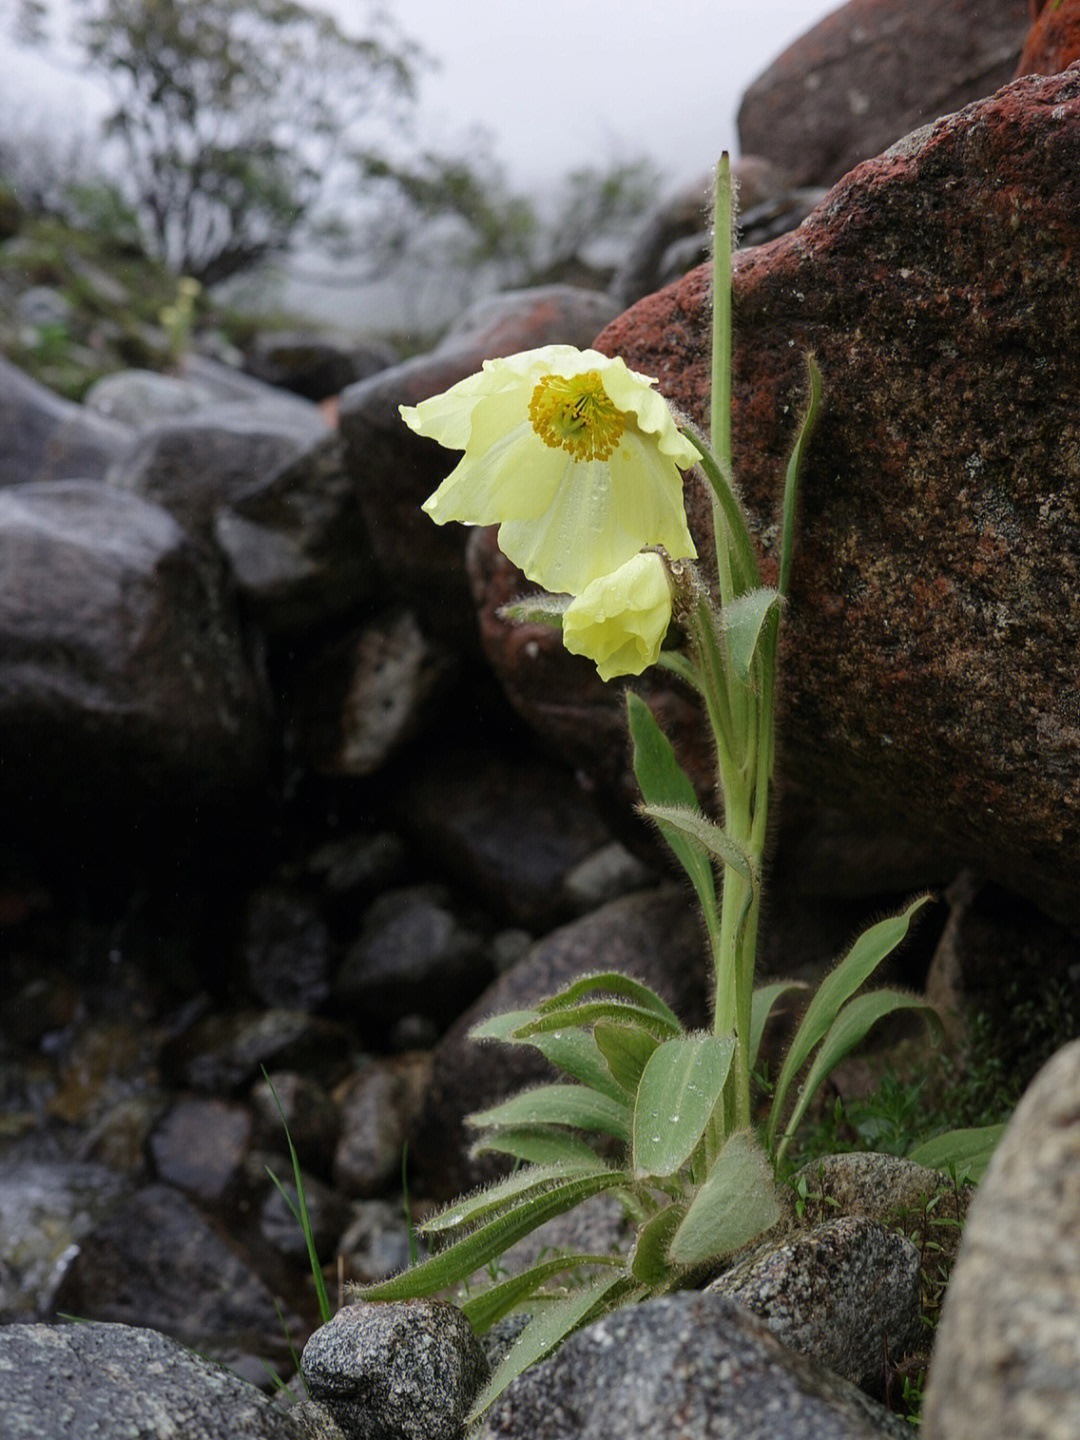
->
xmin=737 ymin=0 xmax=1031 ymax=188
xmin=1016 ymin=0 xmax=1080 ymax=74
xmin=474 ymin=69 xmax=1080 ymax=929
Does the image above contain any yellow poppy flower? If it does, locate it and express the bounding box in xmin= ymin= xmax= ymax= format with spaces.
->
xmin=402 ymin=345 xmax=697 ymax=595
xmin=562 ymin=551 xmax=673 ymax=681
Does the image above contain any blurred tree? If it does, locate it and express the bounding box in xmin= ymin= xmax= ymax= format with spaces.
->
xmin=5 ymin=0 xmax=422 ymax=283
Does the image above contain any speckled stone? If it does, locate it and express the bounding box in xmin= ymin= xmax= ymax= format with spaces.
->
xmin=923 ymin=1038 xmax=1080 ymax=1439
xmin=0 ymin=1322 xmax=322 ymax=1439
xmin=475 ymin=1292 xmax=911 ymax=1439
xmin=301 ymin=1300 xmax=488 ymax=1440
xmin=789 ymin=1152 xmax=971 ymax=1227
xmin=710 ymin=1215 xmax=923 ymax=1391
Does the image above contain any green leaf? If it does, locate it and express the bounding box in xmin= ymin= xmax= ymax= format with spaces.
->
xmin=420 ymin=1162 xmax=613 ymax=1236
xmin=471 ymin=1010 xmax=629 ymax=1102
xmin=515 ymin=1001 xmax=682 ymax=1043
xmin=593 ymin=1020 xmax=662 ymax=1094
xmin=630 ymin=1203 xmax=687 ymax=1287
xmin=776 ymin=990 xmax=944 ymax=1161
xmin=667 ymin=1129 xmax=781 ymax=1266
xmin=459 ymin=1252 xmax=623 ymax=1334
xmin=632 ymin=1033 xmax=734 ymax=1178
xmin=469 ymin=1084 xmax=632 ymax=1142
xmin=908 ymin=1123 xmax=1005 ymax=1183
xmin=467 ymin=1271 xmax=639 ymax=1425
xmin=536 ymin=969 xmax=683 ymax=1032
xmin=638 ymin=803 xmax=757 ymax=886
xmin=353 ymin=1171 xmax=632 ymax=1303
xmin=778 ymin=355 xmax=823 ymax=598
xmin=767 ymin=896 xmax=930 ymax=1151
xmin=721 ymin=588 xmax=781 ymax=685
xmin=470 ymin=1126 xmax=604 ymax=1170
xmin=749 ymin=981 xmax=807 ymax=1076
xmin=627 ymin=692 xmax=718 ymax=922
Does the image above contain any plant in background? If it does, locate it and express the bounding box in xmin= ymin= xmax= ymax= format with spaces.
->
xmin=354 ymin=157 xmax=1002 ymax=1424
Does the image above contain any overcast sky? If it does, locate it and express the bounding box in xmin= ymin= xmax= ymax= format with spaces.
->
xmin=1 ymin=0 xmax=840 ymax=192
xmin=361 ymin=0 xmax=839 ymax=189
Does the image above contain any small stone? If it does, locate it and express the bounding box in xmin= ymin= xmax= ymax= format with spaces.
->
xmin=301 ymin=1300 xmax=488 ymax=1440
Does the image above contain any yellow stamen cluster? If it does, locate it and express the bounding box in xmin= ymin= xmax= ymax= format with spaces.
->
xmin=528 ymin=370 xmax=629 ymax=462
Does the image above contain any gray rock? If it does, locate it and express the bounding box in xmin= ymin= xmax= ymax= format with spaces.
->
xmin=562 ymin=840 xmax=657 ymax=914
xmin=0 ymin=355 xmax=131 ymax=486
xmin=337 ymin=1199 xmax=416 ymax=1286
xmin=0 ymin=1161 xmax=129 ymax=1320
xmin=243 ymin=330 xmax=396 ymax=401
xmin=922 ymin=1037 xmax=1080 ymax=1440
xmin=788 ymin=1152 xmax=969 ymax=1228
xmin=258 ymin=1164 xmax=350 ymax=1264
xmin=242 ymin=887 xmax=333 ymax=1012
xmin=250 ymin=1072 xmax=342 ymax=1175
xmin=214 ymin=432 xmax=378 ymax=637
xmin=737 ymin=0 xmax=1031 ymax=189
xmin=107 ymin=400 xmax=327 ymax=539
xmin=163 ymin=1009 xmax=351 ymax=1095
xmin=710 ymin=1216 xmax=923 ymax=1392
xmin=0 ymin=1321 xmax=323 ymax=1439
xmin=16 ymin=285 xmax=74 ymax=330
xmin=83 ymin=367 xmax=217 ymax=427
xmin=301 ymin=1300 xmax=488 ymax=1440
xmin=333 ymin=1054 xmax=433 ymax=1199
xmin=475 ymin=1292 xmax=911 ymax=1439
xmin=336 ymin=886 xmax=491 ymax=1034
xmin=0 ymin=480 xmax=270 ymax=823
xmin=292 ymin=610 xmax=455 ymax=779
xmin=149 ymin=1096 xmax=254 ymax=1206
xmin=50 ymin=1182 xmax=303 ymax=1367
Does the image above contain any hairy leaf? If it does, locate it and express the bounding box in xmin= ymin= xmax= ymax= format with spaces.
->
xmin=721 ymin=587 xmax=781 ymax=685
xmin=470 ymin=1126 xmax=603 ymax=1169
xmin=536 ymin=969 xmax=682 ymax=1031
xmin=460 ymin=1252 xmax=623 ymax=1334
xmin=632 ymin=1033 xmax=734 ymax=1178
xmin=353 ymin=1171 xmax=632 ymax=1302
xmin=639 ymin=803 xmax=756 ymax=885
xmin=668 ymin=1129 xmax=781 ymax=1266
xmin=470 ymin=1083 xmax=631 ymax=1142
xmin=594 ymin=1020 xmax=662 ymax=1094
xmin=908 ymin=1123 xmax=1005 ymax=1183
xmin=420 ymin=1162 xmax=614 ymax=1236
xmin=749 ymin=980 xmax=808 ymax=1075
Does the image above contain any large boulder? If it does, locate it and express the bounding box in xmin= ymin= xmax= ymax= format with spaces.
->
xmin=737 ymin=0 xmax=1031 ymax=188
xmin=0 ymin=480 xmax=271 ymax=837
xmin=0 ymin=355 xmax=131 ymax=486
xmin=922 ymin=1038 xmax=1080 ymax=1439
xmin=473 ymin=68 xmax=1080 ymax=929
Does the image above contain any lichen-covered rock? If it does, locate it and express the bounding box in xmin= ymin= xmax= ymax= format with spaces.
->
xmin=477 ymin=68 xmax=1080 ymax=929
xmin=923 ymin=1038 xmax=1080 ymax=1439
xmin=0 ymin=1322 xmax=326 ymax=1440
xmin=475 ymin=1292 xmax=911 ymax=1440
xmin=710 ymin=1216 xmax=923 ymax=1392
xmin=737 ymin=0 xmax=1031 ymax=188
xmin=301 ymin=1300 xmax=488 ymax=1440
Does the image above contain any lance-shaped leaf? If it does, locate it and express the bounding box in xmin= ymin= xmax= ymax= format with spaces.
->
xmin=420 ymin=1161 xmax=612 ymax=1237
xmin=639 ymin=803 xmax=757 ymax=887
xmin=632 ymin=1033 xmax=734 ymax=1178
xmin=469 ymin=1083 xmax=631 ymax=1143
xmin=467 ymin=1271 xmax=640 ymax=1426
xmin=908 ymin=1123 xmax=1005 ymax=1183
xmin=627 ymin=692 xmax=718 ymax=923
xmin=536 ymin=969 xmax=682 ymax=1031
xmin=515 ymin=1001 xmax=681 ymax=1043
xmin=459 ymin=1252 xmax=623 ymax=1335
xmin=720 ymin=587 xmax=781 ymax=685
xmin=353 ymin=1170 xmax=632 ymax=1303
xmin=470 ymin=1010 xmax=629 ymax=1103
xmin=749 ymin=980 xmax=808 ymax=1075
xmin=594 ymin=1020 xmax=662 ymax=1094
xmin=630 ymin=1202 xmax=687 ymax=1286
xmin=775 ymin=990 xmax=944 ymax=1162
xmin=766 ymin=895 xmax=929 ymax=1151
xmin=667 ymin=1129 xmax=781 ymax=1267
xmin=470 ymin=1126 xmax=603 ymax=1170
xmin=778 ymin=355 xmax=823 ymax=599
